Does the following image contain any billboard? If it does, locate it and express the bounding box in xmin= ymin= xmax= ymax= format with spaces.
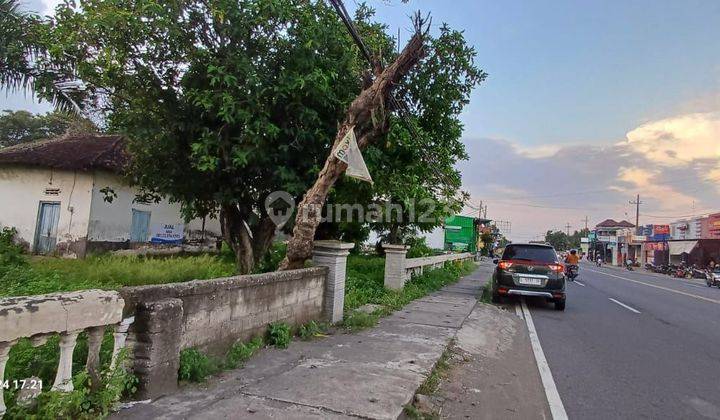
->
xmin=653 ymin=225 xmax=670 ymax=235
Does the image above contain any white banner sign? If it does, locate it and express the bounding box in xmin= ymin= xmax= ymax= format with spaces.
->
xmin=150 ymin=223 xmax=184 ymax=244
xmin=333 ymin=125 xmax=373 ymax=184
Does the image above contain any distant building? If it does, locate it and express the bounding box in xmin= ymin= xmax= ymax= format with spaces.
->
xmin=0 ymin=135 xmax=220 ymax=257
xmin=591 ymin=219 xmax=635 ymax=266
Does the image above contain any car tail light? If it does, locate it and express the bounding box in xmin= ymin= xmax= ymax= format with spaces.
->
xmin=498 ymin=261 xmax=513 ymax=269
xmin=498 ymin=287 xmax=508 ymax=294
xmin=548 ymin=263 xmax=564 ymax=273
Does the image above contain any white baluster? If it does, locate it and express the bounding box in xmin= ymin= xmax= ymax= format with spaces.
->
xmin=110 ymin=317 xmax=134 ymax=370
xmin=85 ymin=326 xmax=104 ymax=391
xmin=52 ymin=331 xmax=80 ymax=392
xmin=0 ymin=341 xmax=15 ymax=418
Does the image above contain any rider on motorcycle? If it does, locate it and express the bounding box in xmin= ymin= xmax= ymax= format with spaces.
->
xmin=565 ymin=249 xmax=580 ymax=280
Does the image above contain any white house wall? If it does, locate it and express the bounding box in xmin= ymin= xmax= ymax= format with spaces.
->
xmin=88 ymin=170 xmax=220 ymax=243
xmin=0 ymin=165 xmax=94 ymax=253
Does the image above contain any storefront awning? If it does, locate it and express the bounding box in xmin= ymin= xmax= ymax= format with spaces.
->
xmin=668 ymin=241 xmax=697 ymax=255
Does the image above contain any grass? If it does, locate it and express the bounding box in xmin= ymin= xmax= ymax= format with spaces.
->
xmin=480 ymin=279 xmax=493 ymax=303
xmin=0 ymin=254 xmax=236 ymax=298
xmin=343 ymin=257 xmax=477 ymax=331
xmin=417 ymin=341 xmax=454 ymax=395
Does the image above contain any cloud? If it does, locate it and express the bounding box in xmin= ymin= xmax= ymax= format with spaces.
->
xmin=624 ymin=112 xmax=720 ymax=166
xmin=615 ymin=166 xmax=697 ymax=210
xmin=458 ymin=111 xmax=720 ymax=241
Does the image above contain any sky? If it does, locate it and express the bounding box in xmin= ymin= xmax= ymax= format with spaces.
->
xmin=3 ymin=0 xmax=720 ymax=245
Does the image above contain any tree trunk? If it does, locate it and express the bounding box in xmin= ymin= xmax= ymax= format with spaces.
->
xmin=220 ymin=204 xmax=254 ymax=274
xmin=251 ymin=215 xmax=277 ymax=265
xmin=279 ymin=33 xmax=425 ymax=270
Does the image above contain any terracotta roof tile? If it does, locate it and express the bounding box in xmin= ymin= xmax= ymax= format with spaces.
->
xmin=0 ymin=134 xmax=128 ymax=173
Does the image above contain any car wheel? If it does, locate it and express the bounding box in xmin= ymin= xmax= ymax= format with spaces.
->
xmin=491 ymin=290 xmax=501 ymax=303
xmin=554 ymin=300 xmax=566 ymax=311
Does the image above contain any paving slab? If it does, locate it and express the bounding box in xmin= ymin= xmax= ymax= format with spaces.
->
xmin=114 ymin=263 xmax=495 ymax=420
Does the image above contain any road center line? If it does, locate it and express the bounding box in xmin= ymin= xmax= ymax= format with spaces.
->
xmin=585 ymin=268 xmax=720 ymax=305
xmin=520 ymin=299 xmax=568 ymax=420
xmin=608 ymin=298 xmax=641 ymax=314
xmin=573 ymin=280 xmax=585 ymax=287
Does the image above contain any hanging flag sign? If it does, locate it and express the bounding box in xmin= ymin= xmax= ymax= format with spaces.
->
xmin=333 ymin=126 xmax=373 ymax=184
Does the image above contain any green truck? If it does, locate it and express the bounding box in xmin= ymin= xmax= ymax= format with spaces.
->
xmin=444 ymin=215 xmax=492 ymax=253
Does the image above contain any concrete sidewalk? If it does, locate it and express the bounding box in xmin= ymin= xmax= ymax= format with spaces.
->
xmin=114 ymin=263 xmax=493 ymax=420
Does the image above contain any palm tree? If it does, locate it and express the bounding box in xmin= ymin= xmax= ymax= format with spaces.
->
xmin=0 ymin=0 xmax=84 ymax=113
xmin=0 ymin=0 xmax=37 ymax=90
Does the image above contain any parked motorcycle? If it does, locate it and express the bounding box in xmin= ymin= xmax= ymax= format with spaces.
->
xmin=691 ymin=266 xmax=709 ymax=280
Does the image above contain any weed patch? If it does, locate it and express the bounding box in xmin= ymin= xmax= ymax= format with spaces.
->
xmin=267 ymin=322 xmax=291 ymax=349
xmin=417 ymin=341 xmax=454 ymax=395
xmin=297 ymin=320 xmax=328 ymax=341
xmin=225 ymin=337 xmax=264 ymax=369
xmin=178 ymin=348 xmax=220 ymax=382
xmin=342 ymin=310 xmax=381 ymax=332
xmin=480 ymin=280 xmax=492 ymax=303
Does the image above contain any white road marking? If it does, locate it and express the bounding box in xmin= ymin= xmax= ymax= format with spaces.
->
xmin=586 ymin=268 xmax=720 ymax=305
xmin=514 ymin=302 xmax=524 ymax=318
xmin=573 ymin=280 xmax=586 ymax=287
xmin=608 ymin=298 xmax=641 ymax=314
xmin=520 ymin=299 xmax=568 ymax=420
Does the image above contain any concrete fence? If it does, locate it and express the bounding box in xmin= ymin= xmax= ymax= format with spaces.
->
xmin=0 ymin=241 xmax=473 ymax=409
xmin=383 ymin=244 xmax=474 ymax=290
xmin=0 ymin=290 xmax=133 ymax=417
xmin=0 ymin=240 xmax=353 ymax=408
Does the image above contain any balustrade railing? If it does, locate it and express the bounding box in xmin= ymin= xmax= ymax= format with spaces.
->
xmin=0 ymin=290 xmax=130 ymax=417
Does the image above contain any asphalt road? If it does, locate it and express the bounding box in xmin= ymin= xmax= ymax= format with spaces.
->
xmin=525 ymin=262 xmax=720 ymax=420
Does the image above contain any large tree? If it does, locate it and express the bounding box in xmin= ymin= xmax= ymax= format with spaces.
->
xmin=14 ymin=0 xmax=484 ymax=272
xmin=37 ymin=0 xmax=384 ymax=273
xmin=0 ymin=110 xmax=96 ymax=148
xmin=280 ymin=20 xmax=485 ymax=269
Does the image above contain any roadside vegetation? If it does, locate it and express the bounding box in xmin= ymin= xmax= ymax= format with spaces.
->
xmin=178 ymin=320 xmax=328 ymax=383
xmin=343 ymin=256 xmax=476 ymax=330
xmin=4 ymin=335 xmax=138 ymax=419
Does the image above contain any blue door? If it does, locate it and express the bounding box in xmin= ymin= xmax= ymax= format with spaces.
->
xmin=130 ymin=209 xmax=151 ymax=242
xmin=34 ymin=202 xmax=61 ymax=254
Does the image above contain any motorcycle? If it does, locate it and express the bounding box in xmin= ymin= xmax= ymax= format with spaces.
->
xmin=706 ymin=270 xmax=720 ymax=288
xmin=595 ymin=259 xmax=602 ymax=267
xmin=566 ymin=264 xmax=579 ymax=281
xmin=691 ymin=266 xmax=709 ymax=279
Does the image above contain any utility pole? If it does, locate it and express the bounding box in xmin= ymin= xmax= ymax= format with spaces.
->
xmin=581 ymin=216 xmax=589 ymax=231
xmin=565 ymin=222 xmax=572 ymax=236
xmin=629 ymin=194 xmax=643 ymax=233
xmin=478 ymin=200 xmax=483 ymax=219
xmin=483 ymin=204 xmax=488 ymax=219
